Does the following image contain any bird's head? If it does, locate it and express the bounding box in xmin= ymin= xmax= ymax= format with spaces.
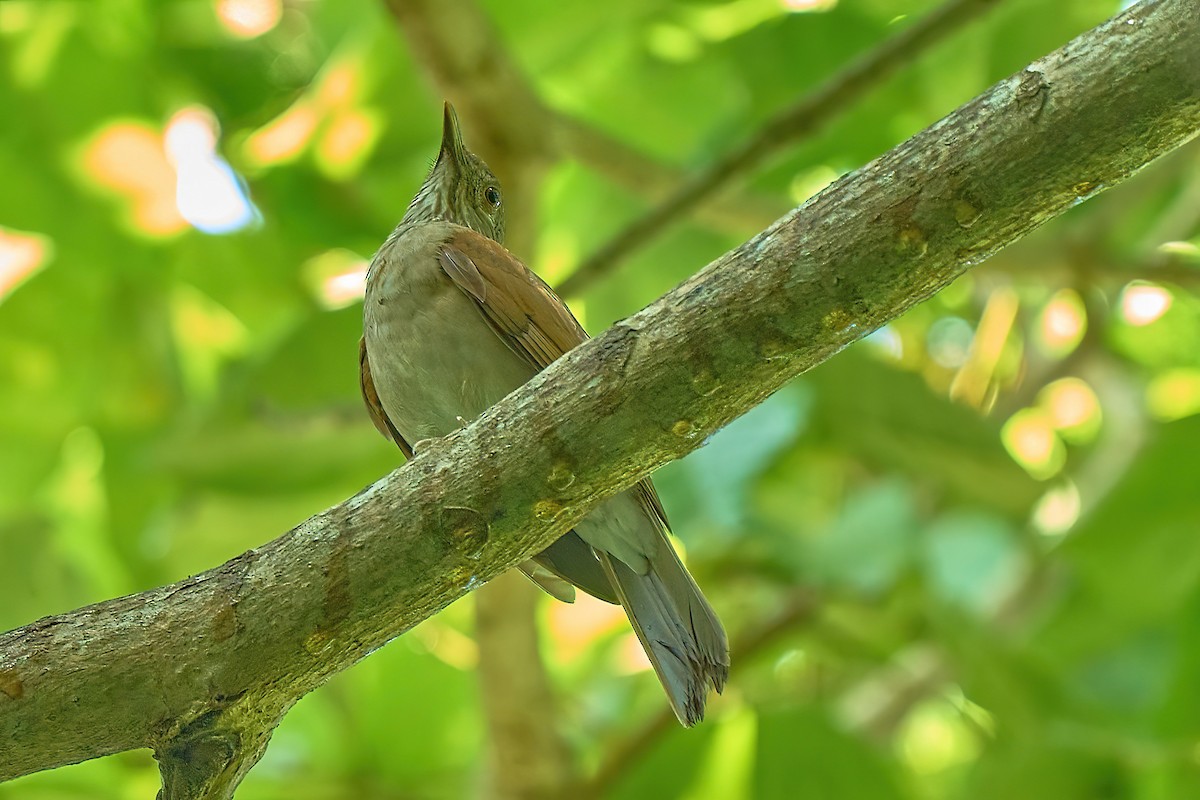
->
xmin=402 ymin=102 xmax=505 ymax=244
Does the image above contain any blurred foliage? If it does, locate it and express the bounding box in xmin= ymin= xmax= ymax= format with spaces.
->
xmin=3 ymin=0 xmax=1200 ymax=798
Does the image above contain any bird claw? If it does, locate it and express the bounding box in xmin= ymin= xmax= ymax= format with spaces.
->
xmin=411 ymin=437 xmax=437 ymax=454
xmin=411 ymin=418 xmax=469 ymax=456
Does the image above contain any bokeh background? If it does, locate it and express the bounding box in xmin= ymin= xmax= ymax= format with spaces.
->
xmin=3 ymin=0 xmax=1200 ymax=798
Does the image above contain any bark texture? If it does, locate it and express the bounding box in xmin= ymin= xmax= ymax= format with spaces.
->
xmin=1 ymin=0 xmax=1197 ymax=795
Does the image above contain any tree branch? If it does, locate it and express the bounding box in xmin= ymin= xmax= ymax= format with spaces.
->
xmin=2 ymin=0 xmax=1197 ymax=792
xmin=556 ymin=0 xmax=1004 ymax=298
xmin=381 ymin=0 xmax=787 ymax=238
xmin=381 ymin=0 xmax=550 ymax=170
xmin=553 ymin=116 xmax=787 ymax=234
xmin=475 ymin=574 xmax=573 ymax=800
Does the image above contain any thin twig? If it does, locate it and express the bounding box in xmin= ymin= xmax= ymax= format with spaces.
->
xmin=554 ymin=117 xmax=787 ymax=234
xmin=556 ymin=0 xmax=1003 ymax=298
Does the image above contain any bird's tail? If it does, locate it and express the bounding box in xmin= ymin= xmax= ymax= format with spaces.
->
xmin=598 ymin=539 xmax=729 ymax=726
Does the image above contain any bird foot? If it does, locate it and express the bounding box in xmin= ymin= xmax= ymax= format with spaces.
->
xmin=412 ymin=418 xmax=470 ymax=455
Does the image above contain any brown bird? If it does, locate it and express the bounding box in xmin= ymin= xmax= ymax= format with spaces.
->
xmin=359 ymin=103 xmax=728 ymax=725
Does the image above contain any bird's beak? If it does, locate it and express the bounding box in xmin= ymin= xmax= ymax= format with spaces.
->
xmin=438 ymin=101 xmax=468 ymax=169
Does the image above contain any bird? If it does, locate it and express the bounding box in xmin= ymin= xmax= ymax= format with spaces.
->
xmin=359 ymin=102 xmax=728 ymax=726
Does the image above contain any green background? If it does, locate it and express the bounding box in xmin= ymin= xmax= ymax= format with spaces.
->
xmin=3 ymin=0 xmax=1200 ymax=797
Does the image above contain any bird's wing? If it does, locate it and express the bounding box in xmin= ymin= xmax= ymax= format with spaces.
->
xmin=359 ymin=335 xmax=413 ymax=459
xmin=436 ymin=227 xmax=671 ymax=568
xmin=438 ymin=228 xmax=588 ymax=370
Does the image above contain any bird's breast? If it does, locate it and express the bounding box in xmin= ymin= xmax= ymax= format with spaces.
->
xmin=363 ymin=228 xmax=536 ymax=442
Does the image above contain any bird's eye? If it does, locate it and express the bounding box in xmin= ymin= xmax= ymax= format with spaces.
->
xmin=484 ymin=186 xmax=501 ymax=208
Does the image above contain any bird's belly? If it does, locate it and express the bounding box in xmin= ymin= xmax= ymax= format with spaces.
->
xmin=365 ymin=278 xmax=536 ymax=442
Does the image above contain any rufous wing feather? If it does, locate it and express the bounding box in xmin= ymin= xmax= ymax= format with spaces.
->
xmin=359 ymin=335 xmax=413 ymax=459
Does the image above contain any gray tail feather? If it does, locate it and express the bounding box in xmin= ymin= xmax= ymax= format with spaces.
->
xmin=597 ymin=542 xmax=729 ymax=726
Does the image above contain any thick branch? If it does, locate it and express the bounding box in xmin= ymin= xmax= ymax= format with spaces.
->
xmin=2 ymin=0 xmax=1197 ymax=791
xmin=556 ymin=0 xmax=1003 ymax=298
